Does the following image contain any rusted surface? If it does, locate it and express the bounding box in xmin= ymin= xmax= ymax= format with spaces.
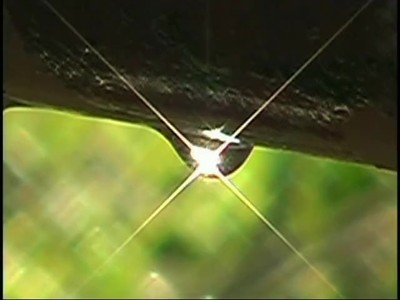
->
xmin=4 ymin=0 xmax=397 ymax=170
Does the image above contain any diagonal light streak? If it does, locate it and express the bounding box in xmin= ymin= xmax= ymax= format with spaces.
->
xmin=216 ymin=0 xmax=374 ymax=156
xmin=73 ymin=169 xmax=200 ymax=296
xmin=40 ymin=0 xmax=193 ymax=151
xmin=216 ymin=171 xmax=345 ymax=298
xmin=34 ymin=1 xmax=373 ymax=298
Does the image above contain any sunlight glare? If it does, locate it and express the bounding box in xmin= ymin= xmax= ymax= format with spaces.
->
xmin=190 ymin=145 xmax=221 ymax=176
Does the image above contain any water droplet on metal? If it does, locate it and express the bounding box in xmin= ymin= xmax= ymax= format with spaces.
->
xmin=163 ymin=126 xmax=254 ymax=177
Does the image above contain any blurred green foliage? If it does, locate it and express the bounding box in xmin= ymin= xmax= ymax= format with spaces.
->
xmin=4 ymin=108 xmax=397 ymax=299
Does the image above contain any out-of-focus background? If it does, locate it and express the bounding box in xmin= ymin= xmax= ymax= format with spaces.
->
xmin=4 ymin=108 xmax=397 ymax=299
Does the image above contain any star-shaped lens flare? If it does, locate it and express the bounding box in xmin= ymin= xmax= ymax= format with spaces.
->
xmin=36 ymin=0 xmax=374 ymax=297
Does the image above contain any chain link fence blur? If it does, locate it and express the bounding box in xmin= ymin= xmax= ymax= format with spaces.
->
xmin=4 ymin=108 xmax=397 ymax=299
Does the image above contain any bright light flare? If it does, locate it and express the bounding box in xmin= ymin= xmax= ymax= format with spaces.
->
xmin=202 ymin=127 xmax=240 ymax=144
xmin=36 ymin=0 xmax=374 ymax=298
xmin=190 ymin=145 xmax=221 ymax=176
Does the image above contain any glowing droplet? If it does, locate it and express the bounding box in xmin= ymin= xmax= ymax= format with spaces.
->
xmin=164 ymin=127 xmax=254 ymax=177
xmin=190 ymin=145 xmax=220 ymax=176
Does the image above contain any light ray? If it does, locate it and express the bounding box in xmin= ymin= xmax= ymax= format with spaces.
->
xmin=40 ymin=0 xmax=193 ymax=151
xmin=33 ymin=1 xmax=374 ymax=298
xmin=72 ymin=169 xmax=200 ymax=296
xmin=216 ymin=171 xmax=344 ymax=298
xmin=216 ymin=0 xmax=374 ymax=155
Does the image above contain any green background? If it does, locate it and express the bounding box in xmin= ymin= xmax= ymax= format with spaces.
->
xmin=4 ymin=108 xmax=397 ymax=299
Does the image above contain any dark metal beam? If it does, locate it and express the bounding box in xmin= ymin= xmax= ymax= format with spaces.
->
xmin=4 ymin=0 xmax=397 ymax=171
